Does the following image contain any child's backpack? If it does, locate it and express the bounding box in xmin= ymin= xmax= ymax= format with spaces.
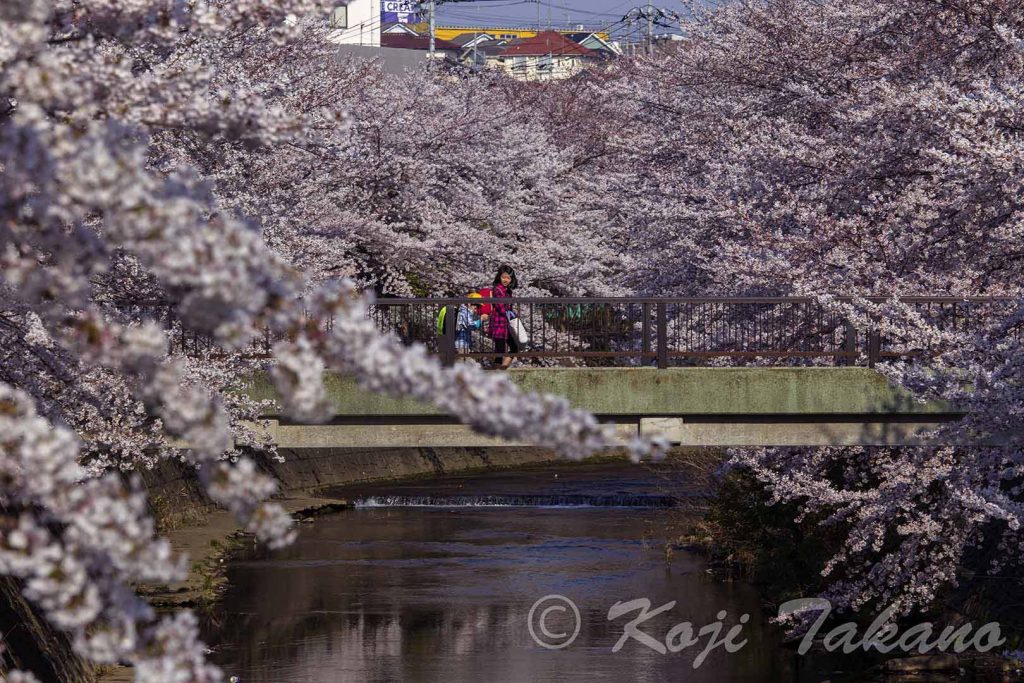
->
xmin=477 ymin=287 xmax=493 ymax=316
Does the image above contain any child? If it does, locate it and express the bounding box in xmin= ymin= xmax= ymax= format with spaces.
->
xmin=487 ymin=265 xmax=519 ymax=369
xmin=455 ymin=292 xmax=487 ymax=351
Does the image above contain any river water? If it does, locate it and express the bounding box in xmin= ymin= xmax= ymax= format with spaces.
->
xmin=202 ymin=463 xmax=856 ymax=682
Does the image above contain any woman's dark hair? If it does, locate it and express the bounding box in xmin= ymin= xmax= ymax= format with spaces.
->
xmin=493 ymin=264 xmax=518 ymax=291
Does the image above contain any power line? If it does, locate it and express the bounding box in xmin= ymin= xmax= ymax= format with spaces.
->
xmin=435 ymin=0 xmax=618 ymax=26
xmin=441 ymin=10 xmax=548 ymax=24
xmin=534 ymin=1 xmax=623 ymax=18
xmin=447 ymin=0 xmax=531 ymax=8
xmin=620 ymin=4 xmax=680 ymax=55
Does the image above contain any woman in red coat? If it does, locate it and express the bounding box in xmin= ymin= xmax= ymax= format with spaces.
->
xmin=488 ymin=264 xmax=519 ymax=370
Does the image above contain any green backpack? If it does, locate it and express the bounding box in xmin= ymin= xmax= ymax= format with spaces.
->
xmin=435 ymin=306 xmax=448 ymax=336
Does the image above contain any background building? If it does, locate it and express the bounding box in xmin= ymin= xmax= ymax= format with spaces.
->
xmin=468 ymin=31 xmax=602 ymax=81
xmin=409 ymin=24 xmax=611 ymax=43
xmin=380 ymin=33 xmax=462 ymax=60
xmin=327 ymin=5 xmax=614 ymax=80
xmin=327 ymin=0 xmax=381 ymax=46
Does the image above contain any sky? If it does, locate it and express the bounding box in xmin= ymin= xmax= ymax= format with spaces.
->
xmin=433 ymin=0 xmax=691 ymax=40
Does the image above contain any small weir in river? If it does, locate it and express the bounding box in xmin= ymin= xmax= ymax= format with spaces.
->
xmin=352 ymin=493 xmax=678 ymax=508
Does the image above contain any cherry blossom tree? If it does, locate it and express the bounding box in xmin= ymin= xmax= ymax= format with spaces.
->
xmin=176 ymin=52 xmax=628 ymax=298
xmin=4 ymin=0 xmax=1022 ymax=677
xmin=608 ymin=0 xmax=1024 ymax=618
xmin=0 ymin=2 xmax=655 ymax=679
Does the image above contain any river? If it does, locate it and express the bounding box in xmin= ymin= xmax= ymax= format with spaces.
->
xmin=201 ymin=462 xmax=876 ymax=682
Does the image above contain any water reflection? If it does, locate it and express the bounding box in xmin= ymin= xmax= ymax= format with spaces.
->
xmin=206 ymin=503 xmax=807 ymax=682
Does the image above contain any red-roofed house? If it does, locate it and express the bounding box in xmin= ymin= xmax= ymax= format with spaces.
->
xmin=469 ymin=31 xmax=602 ymax=81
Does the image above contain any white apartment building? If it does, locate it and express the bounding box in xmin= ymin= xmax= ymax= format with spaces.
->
xmin=326 ymin=0 xmax=381 ymax=47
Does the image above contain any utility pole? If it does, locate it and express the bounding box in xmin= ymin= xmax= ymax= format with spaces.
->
xmin=428 ymin=0 xmax=436 ymax=58
xmin=623 ymin=5 xmax=681 ymax=57
xmin=646 ymin=1 xmax=654 ymax=56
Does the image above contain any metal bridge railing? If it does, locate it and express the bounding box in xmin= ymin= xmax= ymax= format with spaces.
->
xmin=369 ymin=296 xmax=1018 ymax=368
xmin=117 ymin=296 xmax=1018 ymax=368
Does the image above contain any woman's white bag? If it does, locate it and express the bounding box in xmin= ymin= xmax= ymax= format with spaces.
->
xmin=508 ymin=315 xmax=530 ymax=345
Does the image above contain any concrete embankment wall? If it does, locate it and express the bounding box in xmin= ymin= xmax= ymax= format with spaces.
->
xmin=260 ymin=445 xmax=568 ymax=491
xmin=0 ymin=578 xmax=95 ymax=683
xmin=137 ymin=446 xmax=573 ymax=515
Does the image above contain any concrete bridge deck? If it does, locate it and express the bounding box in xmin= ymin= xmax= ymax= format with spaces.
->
xmin=240 ymin=368 xmax=962 ymax=449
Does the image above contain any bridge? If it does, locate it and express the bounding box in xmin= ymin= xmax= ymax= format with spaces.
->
xmin=241 ymin=367 xmax=962 ymax=449
xmin=208 ymin=296 xmax=1011 ymax=449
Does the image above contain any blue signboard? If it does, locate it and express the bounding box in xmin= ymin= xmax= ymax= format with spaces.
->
xmin=382 ymin=0 xmax=421 ymax=23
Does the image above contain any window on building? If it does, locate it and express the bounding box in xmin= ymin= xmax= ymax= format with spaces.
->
xmin=501 ymin=34 xmax=516 ymax=40
xmin=537 ymin=55 xmax=552 ymax=71
xmin=329 ymin=5 xmax=348 ymax=29
xmin=512 ymin=56 xmax=528 ymax=72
